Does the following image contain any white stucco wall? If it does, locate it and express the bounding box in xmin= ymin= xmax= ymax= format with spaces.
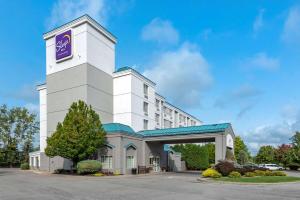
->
xmin=38 ymin=86 xmax=47 ymax=152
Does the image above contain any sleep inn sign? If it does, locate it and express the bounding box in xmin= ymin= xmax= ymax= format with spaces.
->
xmin=55 ymin=30 xmax=72 ymax=61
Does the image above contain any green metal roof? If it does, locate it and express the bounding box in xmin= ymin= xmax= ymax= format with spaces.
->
xmin=102 ymin=123 xmax=143 ymax=138
xmin=103 ymin=123 xmax=230 ymax=138
xmin=138 ymin=123 xmax=231 ymax=137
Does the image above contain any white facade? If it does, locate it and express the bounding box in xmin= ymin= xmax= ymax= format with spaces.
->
xmin=37 ymin=85 xmax=47 ymax=152
xmin=37 ymin=15 xmax=202 ymax=160
xmin=113 ymin=68 xmax=201 ymax=131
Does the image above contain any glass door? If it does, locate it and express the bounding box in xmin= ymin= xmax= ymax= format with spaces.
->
xmin=150 ymin=156 xmax=160 ymax=172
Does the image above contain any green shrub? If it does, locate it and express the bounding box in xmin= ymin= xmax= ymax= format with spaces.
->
xmin=172 ymin=144 xmax=210 ymax=170
xmin=265 ymin=170 xmax=274 ymax=176
xmin=244 ymin=172 xmax=256 ymax=177
xmin=272 ymin=171 xmax=287 ymax=176
xmin=288 ymin=163 xmax=300 ymax=171
xmin=215 ymin=160 xmax=235 ymax=176
xmin=20 ymin=163 xmax=30 ymax=170
xmin=254 ymin=170 xmax=266 ymax=176
xmin=77 ymin=160 xmax=102 ymax=175
xmin=228 ymin=171 xmax=241 ymax=178
xmin=202 ymin=168 xmax=222 ymax=178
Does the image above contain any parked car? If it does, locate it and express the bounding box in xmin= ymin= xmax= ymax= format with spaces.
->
xmin=259 ymin=164 xmax=283 ymax=171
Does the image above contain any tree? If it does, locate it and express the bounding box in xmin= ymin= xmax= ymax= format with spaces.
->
xmin=45 ymin=100 xmax=106 ymax=167
xmin=275 ymin=144 xmax=292 ymax=168
xmin=205 ymin=143 xmax=215 ymax=164
xmin=287 ymin=132 xmax=300 ymax=168
xmin=172 ymin=144 xmax=209 ymax=170
xmin=234 ymin=136 xmax=250 ymax=159
xmin=237 ymin=150 xmax=248 ymax=165
xmin=0 ymin=105 xmax=38 ymax=166
xmin=256 ymin=145 xmax=276 ymax=164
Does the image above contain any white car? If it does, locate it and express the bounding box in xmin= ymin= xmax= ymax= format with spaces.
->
xmin=260 ymin=164 xmax=284 ymax=171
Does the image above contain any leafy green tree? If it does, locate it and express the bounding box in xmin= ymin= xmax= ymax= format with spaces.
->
xmin=237 ymin=150 xmax=248 ymax=165
xmin=287 ymin=132 xmax=300 ymax=167
xmin=234 ymin=136 xmax=250 ymax=159
xmin=45 ymin=101 xmax=106 ymax=167
xmin=172 ymin=144 xmax=209 ymax=170
xmin=275 ymin=144 xmax=292 ymax=168
xmin=0 ymin=105 xmax=38 ymax=166
xmin=256 ymin=145 xmax=276 ymax=164
xmin=205 ymin=143 xmax=215 ymax=164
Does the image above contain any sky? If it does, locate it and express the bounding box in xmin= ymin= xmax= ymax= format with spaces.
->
xmin=0 ymin=0 xmax=300 ymax=154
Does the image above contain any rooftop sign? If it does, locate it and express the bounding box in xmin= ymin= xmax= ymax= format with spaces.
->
xmin=55 ymin=30 xmax=72 ymax=61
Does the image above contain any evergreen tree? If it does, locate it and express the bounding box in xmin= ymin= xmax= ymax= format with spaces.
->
xmin=45 ymin=100 xmax=106 ymax=167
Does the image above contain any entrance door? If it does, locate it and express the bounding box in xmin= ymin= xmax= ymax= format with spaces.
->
xmin=150 ymin=156 xmax=160 ymax=172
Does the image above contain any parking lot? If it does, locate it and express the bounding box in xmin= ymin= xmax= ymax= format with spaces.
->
xmin=0 ymin=168 xmax=300 ymax=200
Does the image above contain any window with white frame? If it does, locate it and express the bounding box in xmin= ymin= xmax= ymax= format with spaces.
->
xmin=155 ymin=99 xmax=160 ymax=111
xmin=126 ymin=156 xmax=135 ymax=168
xmin=143 ymin=119 xmax=148 ymax=130
xmin=155 ymin=113 xmax=160 ymax=123
xmin=100 ymin=156 xmax=113 ymax=169
xmin=143 ymin=102 xmax=148 ymax=115
xmin=143 ymin=84 xmax=148 ymax=98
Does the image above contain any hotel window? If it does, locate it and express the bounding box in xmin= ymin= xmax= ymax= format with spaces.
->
xmin=143 ymin=84 xmax=148 ymax=99
xmin=155 ymin=99 xmax=160 ymax=111
xmin=126 ymin=156 xmax=135 ymax=168
xmin=100 ymin=156 xmax=113 ymax=169
xmin=143 ymin=119 xmax=148 ymax=130
xmin=155 ymin=113 xmax=160 ymax=125
xmin=143 ymin=102 xmax=148 ymax=116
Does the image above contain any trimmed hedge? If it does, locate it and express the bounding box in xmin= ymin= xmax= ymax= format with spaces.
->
xmin=244 ymin=172 xmax=256 ymax=177
xmin=202 ymin=168 xmax=222 ymax=178
xmin=20 ymin=163 xmax=30 ymax=170
xmin=272 ymin=171 xmax=287 ymax=176
xmin=228 ymin=171 xmax=241 ymax=178
xmin=77 ymin=160 xmax=102 ymax=175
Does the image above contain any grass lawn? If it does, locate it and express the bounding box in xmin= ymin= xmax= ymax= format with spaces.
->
xmin=216 ymin=176 xmax=300 ymax=183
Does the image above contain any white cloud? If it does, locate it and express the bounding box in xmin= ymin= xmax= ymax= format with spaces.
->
xmin=141 ymin=18 xmax=179 ymax=45
xmin=253 ymin=9 xmax=265 ymax=36
xmin=244 ymin=106 xmax=300 ymax=155
xmin=47 ymin=0 xmax=107 ymax=29
xmin=243 ymin=52 xmax=280 ymax=71
xmin=282 ymin=6 xmax=300 ymax=44
xmin=143 ymin=43 xmax=213 ymax=108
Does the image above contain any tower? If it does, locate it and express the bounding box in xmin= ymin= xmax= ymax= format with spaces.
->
xmin=43 ymin=15 xmax=116 ymax=137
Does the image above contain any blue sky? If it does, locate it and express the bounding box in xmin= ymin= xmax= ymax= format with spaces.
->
xmin=0 ymin=0 xmax=300 ymax=154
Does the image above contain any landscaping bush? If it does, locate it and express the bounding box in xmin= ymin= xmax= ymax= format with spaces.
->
xmin=265 ymin=170 xmax=274 ymax=176
xmin=202 ymin=168 xmax=222 ymax=178
xmin=254 ymin=170 xmax=266 ymax=176
xmin=228 ymin=171 xmax=241 ymax=178
xmin=20 ymin=163 xmax=30 ymax=170
xmin=244 ymin=172 xmax=256 ymax=177
xmin=77 ymin=160 xmax=102 ymax=175
xmin=215 ymin=160 xmax=235 ymax=176
xmin=288 ymin=163 xmax=300 ymax=171
xmin=272 ymin=171 xmax=287 ymax=176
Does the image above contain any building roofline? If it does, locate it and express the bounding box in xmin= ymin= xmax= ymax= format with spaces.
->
xmin=113 ymin=66 xmax=156 ymax=86
xmin=36 ymin=83 xmax=46 ymax=91
xmin=43 ymin=14 xmax=117 ymax=43
xmin=164 ymin=101 xmax=201 ymax=123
